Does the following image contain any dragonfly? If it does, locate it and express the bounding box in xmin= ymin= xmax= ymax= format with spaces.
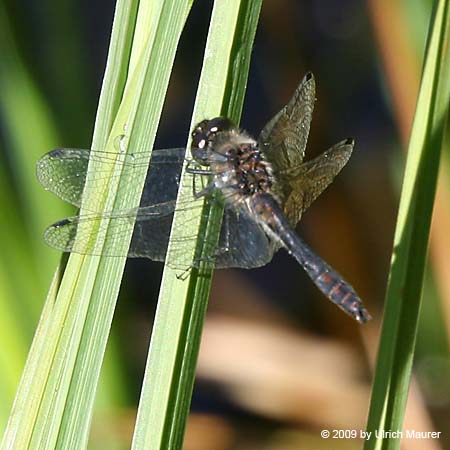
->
xmin=37 ymin=72 xmax=371 ymax=323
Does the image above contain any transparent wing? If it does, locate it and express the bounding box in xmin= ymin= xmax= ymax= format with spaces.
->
xmin=215 ymin=208 xmax=276 ymax=269
xmin=258 ymin=72 xmax=315 ymax=174
xmin=43 ymin=201 xmax=176 ymax=259
xmin=278 ymin=138 xmax=354 ymax=225
xmin=44 ymin=199 xmax=216 ymax=269
xmin=36 ymin=147 xmax=186 ymax=209
xmin=44 ymin=198 xmax=276 ymax=269
xmin=38 ymin=145 xmax=276 ymax=268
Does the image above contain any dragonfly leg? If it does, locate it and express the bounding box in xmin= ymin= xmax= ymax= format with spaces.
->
xmin=193 ymin=182 xmax=216 ymax=199
xmin=186 ymin=160 xmax=214 ymax=198
xmin=173 ymin=252 xmax=217 ymax=280
xmin=185 ymin=160 xmax=212 ymax=176
xmin=175 ymin=266 xmax=192 ymax=281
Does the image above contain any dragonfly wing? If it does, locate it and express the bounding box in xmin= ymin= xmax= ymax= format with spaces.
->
xmin=131 ymin=188 xmax=276 ymax=269
xmin=131 ymin=199 xmax=215 ymax=267
xmin=139 ymin=149 xmax=185 ymax=206
xmin=279 ymin=138 xmax=354 ymax=225
xmin=36 ymin=147 xmax=186 ymax=209
xmin=37 ymin=148 xmax=90 ymax=208
xmin=128 ymin=208 xmax=174 ymax=260
xmin=44 ymin=201 xmax=177 ymax=260
xmin=214 ymin=206 xmax=277 ymax=269
xmin=44 ymin=196 xmax=277 ymax=269
xmin=258 ymin=72 xmax=315 ymax=174
xmin=44 ymin=195 xmax=229 ymax=268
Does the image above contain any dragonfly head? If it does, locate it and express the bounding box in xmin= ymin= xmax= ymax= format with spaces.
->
xmin=191 ymin=117 xmax=235 ymax=164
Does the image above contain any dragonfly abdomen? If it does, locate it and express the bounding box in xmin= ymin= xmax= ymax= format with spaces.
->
xmin=306 ymin=262 xmax=371 ymax=323
xmin=247 ymin=192 xmax=371 ymax=324
xmin=294 ymin=243 xmax=371 ymax=324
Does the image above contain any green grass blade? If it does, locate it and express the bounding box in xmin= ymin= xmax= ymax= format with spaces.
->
xmin=91 ymin=0 xmax=139 ymax=149
xmin=131 ymin=1 xmax=263 ymax=449
xmin=0 ymin=4 xmax=71 ymax=432
xmin=364 ymin=1 xmax=450 ymax=449
xmin=1 ymin=0 xmax=192 ymax=449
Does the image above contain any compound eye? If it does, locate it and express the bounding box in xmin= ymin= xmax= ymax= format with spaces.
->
xmin=207 ymin=117 xmax=235 ymax=134
xmin=192 ymin=133 xmax=207 ymax=149
xmin=191 ymin=120 xmax=210 ymax=149
xmin=191 ymin=117 xmax=235 ymax=150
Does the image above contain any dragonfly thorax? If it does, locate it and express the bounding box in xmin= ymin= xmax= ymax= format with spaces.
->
xmin=207 ymin=129 xmax=275 ymax=204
